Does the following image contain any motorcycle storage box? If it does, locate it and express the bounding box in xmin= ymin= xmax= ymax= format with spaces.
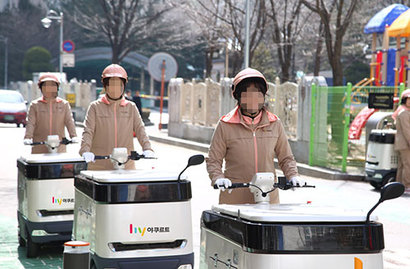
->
xmin=201 ymin=203 xmax=384 ymax=269
xmin=17 ymin=153 xmax=86 ymax=244
xmin=73 ymin=169 xmax=194 ymax=269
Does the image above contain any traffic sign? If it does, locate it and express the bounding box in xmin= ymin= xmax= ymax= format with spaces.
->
xmin=62 ymin=40 xmax=75 ymax=53
xmin=62 ymin=52 xmax=75 ymax=67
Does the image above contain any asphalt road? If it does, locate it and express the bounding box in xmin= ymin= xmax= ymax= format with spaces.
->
xmin=0 ymin=123 xmax=409 ymax=268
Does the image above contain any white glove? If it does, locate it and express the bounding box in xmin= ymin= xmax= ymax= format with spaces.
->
xmin=290 ymin=176 xmax=305 ymax=187
xmin=23 ymin=138 xmax=33 ymax=145
xmin=71 ymin=137 xmax=80 ymax=143
xmin=82 ymin=152 xmax=95 ymax=163
xmin=143 ymin=150 xmax=155 ymax=158
xmin=214 ymin=178 xmax=232 ymax=191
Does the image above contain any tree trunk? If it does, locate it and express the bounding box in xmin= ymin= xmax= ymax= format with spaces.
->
xmin=111 ymin=45 xmax=120 ymax=64
xmin=205 ymin=48 xmax=214 ymax=78
xmin=314 ymin=22 xmax=324 ymax=76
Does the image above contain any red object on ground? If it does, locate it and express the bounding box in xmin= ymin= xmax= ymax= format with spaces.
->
xmin=348 ymin=107 xmax=377 ymax=140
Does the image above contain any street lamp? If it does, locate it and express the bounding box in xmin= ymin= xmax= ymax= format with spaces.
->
xmin=41 ymin=10 xmax=63 ymax=79
xmin=0 ymin=36 xmax=8 ymax=89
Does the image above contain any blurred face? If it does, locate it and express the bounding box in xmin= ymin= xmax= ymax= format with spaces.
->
xmin=406 ymin=97 xmax=410 ymax=108
xmin=105 ymin=77 xmax=124 ymax=99
xmin=240 ymin=83 xmax=264 ymax=116
xmin=41 ymin=81 xmax=58 ymax=99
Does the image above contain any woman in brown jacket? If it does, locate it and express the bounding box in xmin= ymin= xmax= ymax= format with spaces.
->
xmin=393 ymin=89 xmax=410 ymax=193
xmin=206 ymin=68 xmax=303 ymax=204
xmin=79 ymin=64 xmax=154 ymax=170
xmin=23 ymin=74 xmax=79 ymax=153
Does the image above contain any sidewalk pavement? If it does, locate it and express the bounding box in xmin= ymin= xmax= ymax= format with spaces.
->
xmin=76 ymin=109 xmax=365 ymax=182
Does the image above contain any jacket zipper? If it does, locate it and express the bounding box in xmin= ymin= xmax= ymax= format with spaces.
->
xmin=253 ymin=130 xmax=258 ymax=173
xmin=49 ymin=101 xmax=52 ymax=135
xmin=114 ymin=103 xmax=117 ymax=147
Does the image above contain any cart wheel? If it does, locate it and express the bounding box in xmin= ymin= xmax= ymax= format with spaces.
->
xmin=90 ymin=259 xmax=97 ymax=269
xmin=382 ymin=173 xmax=396 ymax=187
xmin=370 ymin=181 xmax=382 ymax=190
xmin=26 ymin=235 xmax=39 ymax=258
xmin=18 ymin=230 xmax=26 ymax=247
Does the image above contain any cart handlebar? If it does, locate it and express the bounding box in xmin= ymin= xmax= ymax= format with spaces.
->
xmin=213 ymin=176 xmax=315 ymax=194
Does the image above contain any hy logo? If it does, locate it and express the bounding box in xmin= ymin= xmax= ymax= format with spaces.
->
xmin=354 ymin=257 xmax=363 ymax=269
xmin=52 ymin=196 xmax=74 ymax=205
xmin=129 ymin=224 xmax=146 ymax=236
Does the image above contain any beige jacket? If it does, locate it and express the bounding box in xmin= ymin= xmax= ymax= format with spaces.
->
xmin=394 ymin=109 xmax=410 ymax=151
xmin=206 ymin=106 xmax=299 ymax=204
xmin=80 ymin=95 xmax=152 ymax=170
xmin=24 ymin=97 xmax=77 ymax=153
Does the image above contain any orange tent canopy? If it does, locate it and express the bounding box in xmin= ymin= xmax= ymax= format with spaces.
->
xmin=388 ymin=9 xmax=410 ymax=37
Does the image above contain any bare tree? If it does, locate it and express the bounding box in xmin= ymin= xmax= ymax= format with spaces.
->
xmin=190 ymin=0 xmax=268 ymax=76
xmin=70 ymin=0 xmax=172 ymax=63
xmin=301 ymin=0 xmax=359 ymax=86
xmin=267 ymin=0 xmax=305 ymax=82
xmin=224 ymin=0 xmax=268 ymax=74
xmin=176 ymin=0 xmax=230 ymax=78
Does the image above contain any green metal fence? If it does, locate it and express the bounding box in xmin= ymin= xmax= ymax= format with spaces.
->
xmin=309 ymin=83 xmax=404 ymax=173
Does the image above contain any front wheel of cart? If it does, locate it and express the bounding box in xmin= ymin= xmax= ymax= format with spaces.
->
xmin=370 ymin=181 xmax=382 ymax=190
xmin=26 ymin=234 xmax=39 ymax=258
xmin=18 ymin=228 xmax=25 ymax=247
xmin=381 ymin=173 xmax=396 ymax=187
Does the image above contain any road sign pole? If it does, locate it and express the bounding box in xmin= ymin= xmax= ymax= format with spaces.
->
xmin=159 ymin=60 xmax=166 ymax=131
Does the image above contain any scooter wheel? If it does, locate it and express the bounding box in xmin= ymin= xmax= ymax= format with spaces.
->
xmin=382 ymin=173 xmax=396 ymax=187
xmin=90 ymin=259 xmax=97 ymax=269
xmin=370 ymin=181 xmax=382 ymax=190
xmin=18 ymin=232 xmax=25 ymax=247
xmin=26 ymin=235 xmax=39 ymax=258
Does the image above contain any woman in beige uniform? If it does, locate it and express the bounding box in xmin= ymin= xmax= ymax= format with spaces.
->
xmin=80 ymin=64 xmax=154 ymax=170
xmin=23 ymin=74 xmax=79 ymax=153
xmin=393 ymin=89 xmax=410 ymax=193
xmin=206 ymin=68 xmax=304 ymax=204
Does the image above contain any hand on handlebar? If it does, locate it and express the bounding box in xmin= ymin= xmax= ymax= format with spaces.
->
xmin=71 ymin=137 xmax=81 ymax=143
xmin=290 ymin=176 xmax=305 ymax=187
xmin=23 ymin=138 xmax=33 ymax=145
xmin=143 ymin=150 xmax=156 ymax=158
xmin=214 ymin=178 xmax=232 ymax=191
xmin=82 ymin=152 xmax=95 ymax=163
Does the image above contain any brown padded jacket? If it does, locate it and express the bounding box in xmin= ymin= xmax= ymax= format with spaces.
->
xmin=79 ymin=95 xmax=152 ymax=170
xmin=394 ymin=109 xmax=410 ymax=151
xmin=206 ymin=106 xmax=299 ymax=204
xmin=24 ymin=97 xmax=77 ymax=153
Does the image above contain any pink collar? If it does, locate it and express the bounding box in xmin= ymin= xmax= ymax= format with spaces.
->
xmin=242 ymin=111 xmax=263 ymax=125
xmin=39 ymin=96 xmax=63 ymax=103
xmin=101 ymin=95 xmax=129 ymax=107
xmin=221 ymin=106 xmax=277 ymax=124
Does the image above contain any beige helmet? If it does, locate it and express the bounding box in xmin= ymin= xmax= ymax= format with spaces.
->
xmin=37 ymin=73 xmax=60 ymax=88
xmin=401 ymin=89 xmax=410 ymax=99
xmin=101 ymin=64 xmax=128 ymax=83
xmin=231 ymin=68 xmax=267 ymax=99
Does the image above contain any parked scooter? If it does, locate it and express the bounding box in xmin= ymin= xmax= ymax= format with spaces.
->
xmin=72 ymin=149 xmax=204 ymax=269
xmin=365 ymin=128 xmax=397 ymax=189
xmin=17 ymin=135 xmax=86 ymax=258
xmin=200 ymin=172 xmax=404 ymax=269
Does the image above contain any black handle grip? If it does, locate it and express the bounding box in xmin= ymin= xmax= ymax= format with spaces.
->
xmin=213 ymin=182 xmax=248 ymax=189
xmin=60 ymin=138 xmax=72 ymax=145
xmin=95 ymin=155 xmax=110 ymax=160
xmin=30 ymin=142 xmax=45 ymax=145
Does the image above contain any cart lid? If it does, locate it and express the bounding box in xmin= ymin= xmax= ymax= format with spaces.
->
xmin=212 ymin=203 xmax=377 ymax=222
xmin=20 ymin=153 xmax=84 ymax=163
xmin=80 ymin=169 xmax=185 ymax=183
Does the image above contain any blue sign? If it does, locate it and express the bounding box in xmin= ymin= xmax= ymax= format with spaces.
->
xmin=62 ymin=40 xmax=75 ymax=53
